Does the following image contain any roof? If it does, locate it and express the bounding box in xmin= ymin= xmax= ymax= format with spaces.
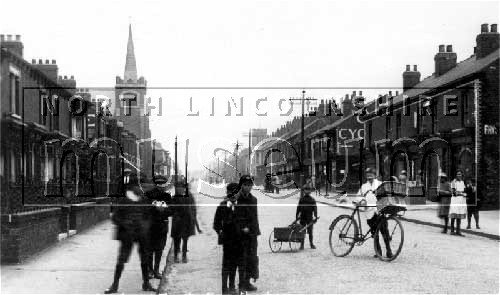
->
xmin=368 ymin=49 xmax=500 ymax=117
xmin=309 ymin=114 xmax=355 ymax=138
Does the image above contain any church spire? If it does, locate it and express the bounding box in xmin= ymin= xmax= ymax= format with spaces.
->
xmin=124 ymin=23 xmax=138 ymax=81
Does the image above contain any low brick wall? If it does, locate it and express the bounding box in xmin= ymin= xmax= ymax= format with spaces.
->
xmin=69 ymin=198 xmax=110 ymax=233
xmin=1 ymin=208 xmax=61 ymax=264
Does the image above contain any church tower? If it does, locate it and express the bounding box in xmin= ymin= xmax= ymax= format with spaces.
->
xmin=115 ymin=23 xmax=152 ymax=177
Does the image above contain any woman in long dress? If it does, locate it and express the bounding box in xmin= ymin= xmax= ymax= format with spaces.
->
xmin=437 ymin=172 xmax=452 ymax=233
xmin=449 ymin=170 xmax=467 ymax=236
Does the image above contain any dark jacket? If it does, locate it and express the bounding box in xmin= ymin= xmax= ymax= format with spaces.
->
xmin=233 ymin=192 xmax=261 ymax=237
xmin=171 ymin=193 xmax=197 ymax=238
xmin=465 ymin=184 xmax=482 ymax=208
xmin=147 ymin=187 xmax=173 ymax=250
xmin=296 ymin=194 xmax=318 ymax=223
xmin=112 ymin=194 xmax=152 ymax=243
xmin=213 ymin=197 xmax=239 ymax=245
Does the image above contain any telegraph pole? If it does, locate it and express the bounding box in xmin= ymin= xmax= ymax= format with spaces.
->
xmin=248 ymin=128 xmax=252 ymax=174
xmin=289 ymin=90 xmax=316 ymax=190
xmin=235 ymin=140 xmax=240 ymax=181
xmin=174 ymin=136 xmax=178 ymax=184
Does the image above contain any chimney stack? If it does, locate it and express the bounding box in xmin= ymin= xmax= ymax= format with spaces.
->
xmin=403 ymin=64 xmax=421 ymax=91
xmin=434 ymin=44 xmax=457 ymax=76
xmin=33 ymin=59 xmax=59 ymax=82
xmin=0 ymin=34 xmax=24 ymax=57
xmin=476 ymin=23 xmax=499 ymax=59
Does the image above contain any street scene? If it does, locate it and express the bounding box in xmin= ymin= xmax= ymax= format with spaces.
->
xmin=1 ymin=0 xmax=499 ymax=294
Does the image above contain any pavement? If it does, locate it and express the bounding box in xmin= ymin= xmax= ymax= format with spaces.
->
xmin=1 ymin=184 xmax=498 ymax=294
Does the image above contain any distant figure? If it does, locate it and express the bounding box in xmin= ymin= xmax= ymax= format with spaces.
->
xmin=465 ymin=179 xmax=481 ymax=230
xmin=104 ymin=174 xmax=157 ymax=294
xmin=449 ymin=170 xmax=467 ymax=236
xmin=296 ymin=182 xmax=318 ymax=250
xmin=213 ymin=183 xmax=240 ymax=294
xmin=437 ymin=172 xmax=452 ymax=234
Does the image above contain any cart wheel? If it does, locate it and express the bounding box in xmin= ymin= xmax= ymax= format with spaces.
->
xmin=288 ymin=230 xmax=302 ymax=252
xmin=374 ymin=216 xmax=404 ymax=262
xmin=268 ymin=230 xmax=282 ymax=253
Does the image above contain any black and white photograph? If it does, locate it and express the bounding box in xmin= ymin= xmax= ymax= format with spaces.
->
xmin=0 ymin=0 xmax=499 ymax=294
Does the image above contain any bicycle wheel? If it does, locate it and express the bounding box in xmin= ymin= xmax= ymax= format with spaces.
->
xmin=329 ymin=215 xmax=358 ymax=257
xmin=374 ymin=216 xmax=404 ymax=262
xmin=268 ymin=230 xmax=282 ymax=253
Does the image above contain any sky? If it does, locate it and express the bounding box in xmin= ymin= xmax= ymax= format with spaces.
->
xmin=1 ymin=0 xmax=498 ymax=175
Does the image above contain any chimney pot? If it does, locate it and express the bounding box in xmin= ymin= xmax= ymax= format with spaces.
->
xmin=446 ymin=45 xmax=453 ymax=52
xmin=6 ymin=35 xmax=12 ymax=41
xmin=64 ymin=75 xmax=67 ymax=79
xmin=0 ymin=35 xmax=4 ymax=41
xmin=396 ymin=91 xmax=399 ymax=96
xmin=70 ymin=75 xmax=74 ymax=79
xmin=15 ymin=35 xmax=20 ymax=41
xmin=45 ymin=59 xmax=49 ymax=64
xmin=438 ymin=45 xmax=445 ymax=52
xmin=406 ymin=65 xmax=411 ymax=71
xmin=32 ymin=59 xmax=36 ymax=63
xmin=491 ymin=24 xmax=498 ymax=33
xmin=389 ymin=91 xmax=392 ymax=96
xmin=481 ymin=23 xmax=489 ymax=33
xmin=51 ymin=59 xmax=56 ymax=64
xmin=38 ymin=59 xmax=43 ymax=64
xmin=359 ymin=91 xmax=362 ymax=96
xmin=413 ymin=65 xmax=418 ymax=71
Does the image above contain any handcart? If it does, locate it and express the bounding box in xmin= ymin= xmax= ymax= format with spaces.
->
xmin=269 ymin=217 xmax=319 ymax=252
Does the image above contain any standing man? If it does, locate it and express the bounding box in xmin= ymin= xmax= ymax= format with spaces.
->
xmin=233 ymin=175 xmax=260 ymax=292
xmin=171 ymin=182 xmax=200 ymax=263
xmin=146 ymin=175 xmax=173 ymax=279
xmin=104 ymin=174 xmax=157 ymax=294
xmin=296 ymin=181 xmax=318 ymax=250
xmin=213 ymin=183 xmax=240 ymax=294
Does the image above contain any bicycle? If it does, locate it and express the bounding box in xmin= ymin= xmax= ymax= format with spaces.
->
xmin=328 ymin=200 xmax=406 ymax=262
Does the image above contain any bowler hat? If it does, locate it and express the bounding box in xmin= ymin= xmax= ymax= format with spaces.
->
xmin=226 ymin=182 xmax=239 ymax=194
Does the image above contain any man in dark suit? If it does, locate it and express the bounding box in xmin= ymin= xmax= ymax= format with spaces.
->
xmin=296 ymin=181 xmax=318 ymax=250
xmin=233 ymin=175 xmax=260 ymax=292
xmin=104 ymin=174 xmax=157 ymax=294
xmin=146 ymin=176 xmax=173 ymax=279
xmin=213 ymin=183 xmax=240 ymax=294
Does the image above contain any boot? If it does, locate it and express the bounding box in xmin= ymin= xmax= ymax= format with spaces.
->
xmin=182 ymin=253 xmax=188 ymax=263
xmin=450 ymin=219 xmax=456 ymax=235
xmin=299 ymin=240 xmax=304 ymax=250
xmin=174 ymin=253 xmax=180 ymax=263
xmin=104 ymin=263 xmax=124 ymax=294
xmin=456 ymin=219 xmax=465 ymax=237
xmin=442 ymin=217 xmax=448 ymax=234
xmin=153 ymin=251 xmax=162 ymax=279
xmin=246 ymin=281 xmax=257 ymax=292
xmin=309 ymin=234 xmax=316 ymax=249
xmin=141 ymin=263 xmax=157 ymax=292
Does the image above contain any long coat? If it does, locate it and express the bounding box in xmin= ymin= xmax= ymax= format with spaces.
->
xmin=112 ymin=195 xmax=152 ymax=244
xmin=233 ymin=193 xmax=260 ymax=237
xmin=213 ymin=198 xmax=239 ymax=245
xmin=170 ymin=193 xmax=197 ymax=238
xmin=147 ymin=187 xmax=173 ymax=250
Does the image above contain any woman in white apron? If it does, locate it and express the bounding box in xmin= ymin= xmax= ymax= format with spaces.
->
xmin=449 ymin=170 xmax=467 ymax=236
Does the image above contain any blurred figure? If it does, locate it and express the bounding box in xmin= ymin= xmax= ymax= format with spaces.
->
xmin=465 ymin=179 xmax=481 ymax=229
xmin=449 ymin=170 xmax=467 ymax=236
xmin=437 ymin=172 xmax=452 ymax=234
xmin=104 ymin=174 xmax=156 ymax=294
xmin=296 ymin=181 xmax=318 ymax=250
xmin=146 ymin=176 xmax=173 ymax=279
xmin=213 ymin=183 xmax=240 ymax=294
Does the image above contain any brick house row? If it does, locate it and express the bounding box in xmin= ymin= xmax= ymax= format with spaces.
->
xmin=0 ymin=34 xmax=153 ymax=263
xmin=257 ymin=24 xmax=499 ymax=208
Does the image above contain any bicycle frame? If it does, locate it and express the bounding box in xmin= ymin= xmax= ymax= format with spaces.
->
xmin=350 ymin=206 xmax=374 ymax=243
